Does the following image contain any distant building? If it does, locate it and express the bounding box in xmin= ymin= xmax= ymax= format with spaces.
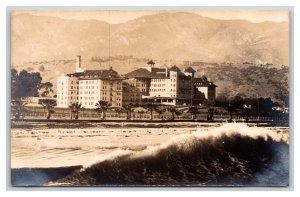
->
xmin=124 ymin=61 xmax=217 ymax=106
xmin=57 ymin=56 xmax=123 ymax=108
xmin=193 ymin=75 xmax=217 ymax=105
xmin=57 ymin=57 xmax=216 ymax=108
xmin=21 ymin=97 xmax=57 ymax=107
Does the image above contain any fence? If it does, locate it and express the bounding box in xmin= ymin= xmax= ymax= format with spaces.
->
xmin=10 ymin=106 xmax=288 ymax=122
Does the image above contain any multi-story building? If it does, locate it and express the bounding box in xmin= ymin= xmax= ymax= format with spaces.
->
xmin=57 ymin=57 xmax=216 ymax=108
xmin=124 ymin=60 xmax=217 ymax=106
xmin=194 ymin=76 xmax=217 ymax=105
xmin=57 ymin=56 xmax=123 ymax=108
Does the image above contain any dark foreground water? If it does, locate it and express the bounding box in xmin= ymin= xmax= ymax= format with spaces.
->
xmin=11 ymin=123 xmax=289 ymax=187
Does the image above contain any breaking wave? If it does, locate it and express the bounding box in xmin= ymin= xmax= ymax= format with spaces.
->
xmin=51 ymin=123 xmax=289 ymax=186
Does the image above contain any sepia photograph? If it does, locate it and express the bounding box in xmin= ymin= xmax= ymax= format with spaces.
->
xmin=9 ymin=9 xmax=290 ymax=187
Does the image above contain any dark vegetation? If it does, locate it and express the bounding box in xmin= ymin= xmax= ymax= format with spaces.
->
xmin=193 ymin=64 xmax=289 ymax=102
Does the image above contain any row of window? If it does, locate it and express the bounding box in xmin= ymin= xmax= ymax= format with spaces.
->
xmin=80 ymin=80 xmax=99 ymax=84
xmin=81 ymin=102 xmax=121 ymax=106
xmin=70 ymin=86 xmax=79 ymax=90
xmin=152 ymin=79 xmax=166 ymax=82
xmin=78 ymin=80 xmax=121 ymax=85
xmin=70 ymin=81 xmax=79 ymax=85
xmin=150 ymin=89 xmax=176 ymax=92
xmin=150 ymin=94 xmax=176 ymax=98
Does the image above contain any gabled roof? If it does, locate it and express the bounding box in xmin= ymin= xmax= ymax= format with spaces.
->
xmin=169 ymin=65 xmax=181 ymax=72
xmin=125 ymin=67 xmax=168 ymax=79
xmin=125 ymin=68 xmax=153 ymax=78
xmin=184 ymin=66 xmax=196 ymax=73
xmin=67 ymin=69 xmax=123 ymax=80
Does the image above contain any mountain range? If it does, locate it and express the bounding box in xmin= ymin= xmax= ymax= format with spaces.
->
xmin=11 ymin=12 xmax=289 ymax=65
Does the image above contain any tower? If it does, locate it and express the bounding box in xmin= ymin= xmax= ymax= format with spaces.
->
xmin=147 ymin=60 xmax=155 ymax=68
xmin=76 ymin=55 xmax=83 ymax=73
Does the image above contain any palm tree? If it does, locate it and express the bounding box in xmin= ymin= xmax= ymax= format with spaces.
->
xmin=207 ymin=107 xmax=214 ymax=121
xmin=95 ymin=100 xmax=111 ymax=120
xmin=144 ymin=103 xmax=158 ymax=120
xmin=115 ymin=108 xmax=124 ymax=119
xmin=188 ymin=106 xmax=200 ymax=120
xmin=110 ymin=106 xmax=125 ymax=119
xmin=40 ymin=99 xmax=56 ymax=119
xmin=243 ymin=104 xmax=251 ymax=122
xmin=11 ymin=99 xmax=27 ymax=120
xmin=69 ymin=102 xmax=83 ymax=120
xmin=227 ymin=104 xmax=235 ymax=122
xmin=169 ymin=107 xmax=182 ymax=120
xmin=155 ymin=107 xmax=166 ymax=120
xmin=137 ymin=110 xmax=145 ymax=119
xmin=175 ymin=109 xmax=183 ymax=119
xmin=123 ymin=103 xmax=134 ymax=120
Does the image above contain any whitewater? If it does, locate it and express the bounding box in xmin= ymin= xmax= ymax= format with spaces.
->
xmin=11 ymin=122 xmax=289 ymax=186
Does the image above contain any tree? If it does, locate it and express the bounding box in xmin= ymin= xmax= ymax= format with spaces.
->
xmin=137 ymin=110 xmax=145 ymax=119
xmin=110 ymin=107 xmax=125 ymax=118
xmin=95 ymin=100 xmax=111 ymax=120
xmin=175 ymin=109 xmax=183 ymax=119
xmin=11 ymin=69 xmax=43 ymax=120
xmin=207 ymin=108 xmax=215 ymax=121
xmin=144 ymin=103 xmax=158 ymax=120
xmin=169 ymin=107 xmax=182 ymax=120
xmin=188 ymin=106 xmax=200 ymax=120
xmin=227 ymin=104 xmax=236 ymax=122
xmin=123 ymin=103 xmax=134 ymax=120
xmin=11 ymin=69 xmax=42 ymax=99
xmin=155 ymin=107 xmax=166 ymax=120
xmin=115 ymin=108 xmax=124 ymax=118
xmin=40 ymin=82 xmax=54 ymax=97
xmin=40 ymin=99 xmax=57 ymax=119
xmin=69 ymin=102 xmax=83 ymax=119
xmin=243 ymin=104 xmax=251 ymax=122
xmin=11 ymin=99 xmax=27 ymax=120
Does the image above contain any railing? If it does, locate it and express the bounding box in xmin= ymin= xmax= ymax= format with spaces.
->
xmin=10 ymin=106 xmax=288 ymax=122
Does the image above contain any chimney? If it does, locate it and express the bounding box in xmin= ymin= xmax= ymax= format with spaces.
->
xmin=76 ymin=55 xmax=83 ymax=72
xmin=165 ymin=67 xmax=168 ymax=77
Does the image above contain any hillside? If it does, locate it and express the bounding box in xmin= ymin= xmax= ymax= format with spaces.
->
xmin=11 ymin=58 xmax=289 ymax=103
xmin=11 ymin=12 xmax=289 ymax=65
xmin=194 ymin=64 xmax=289 ymax=102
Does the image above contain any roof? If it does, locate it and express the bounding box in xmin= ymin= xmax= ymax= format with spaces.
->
xmin=147 ymin=60 xmax=155 ymax=65
xmin=125 ymin=67 xmax=168 ymax=79
xmin=169 ymin=65 xmax=181 ymax=72
xmin=67 ymin=69 xmax=123 ymax=80
xmin=194 ymin=77 xmax=217 ymax=87
xmin=126 ymin=65 xmax=192 ymax=80
xmin=184 ymin=66 xmax=196 ymax=73
xmin=125 ymin=68 xmax=153 ymax=78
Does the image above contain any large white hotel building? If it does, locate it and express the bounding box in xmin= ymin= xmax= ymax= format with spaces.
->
xmin=57 ymin=56 xmax=216 ymax=108
xmin=57 ymin=56 xmax=123 ymax=108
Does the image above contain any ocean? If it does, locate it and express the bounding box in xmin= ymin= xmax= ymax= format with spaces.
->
xmin=11 ymin=122 xmax=289 ymax=187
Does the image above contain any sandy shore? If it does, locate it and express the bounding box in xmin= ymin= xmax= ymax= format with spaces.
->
xmin=11 ymin=122 xmax=287 ymax=169
xmin=11 ymin=124 xmax=211 ymax=168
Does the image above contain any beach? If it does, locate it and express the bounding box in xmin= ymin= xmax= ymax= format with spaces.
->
xmin=10 ymin=122 xmax=289 ymax=186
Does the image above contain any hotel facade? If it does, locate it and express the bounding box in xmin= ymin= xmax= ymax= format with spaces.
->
xmin=57 ymin=56 xmax=123 ymax=108
xmin=57 ymin=57 xmax=216 ymax=108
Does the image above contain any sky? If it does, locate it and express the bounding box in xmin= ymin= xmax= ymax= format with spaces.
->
xmin=12 ymin=10 xmax=289 ymax=24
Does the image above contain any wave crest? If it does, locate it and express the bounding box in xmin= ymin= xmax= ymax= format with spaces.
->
xmin=51 ymin=123 xmax=289 ymax=186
